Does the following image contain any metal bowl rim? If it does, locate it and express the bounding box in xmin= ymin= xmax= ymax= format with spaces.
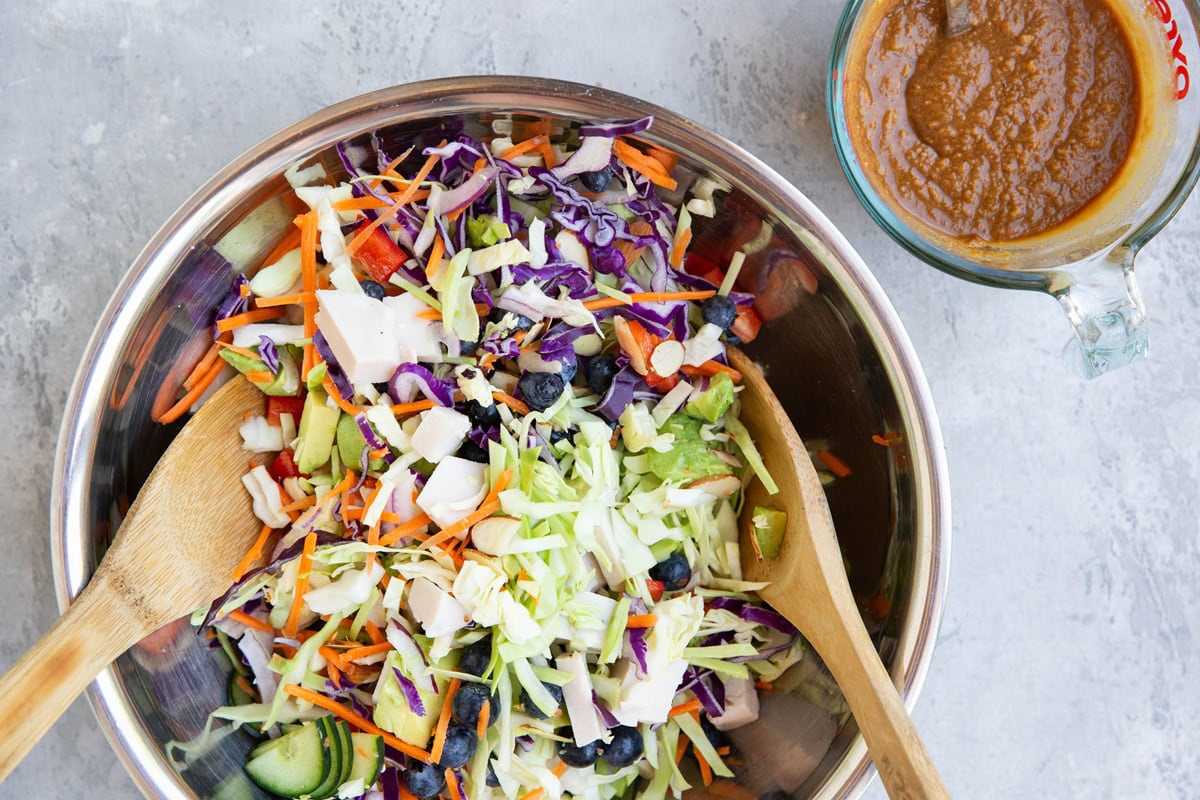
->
xmin=48 ymin=75 xmax=951 ymax=800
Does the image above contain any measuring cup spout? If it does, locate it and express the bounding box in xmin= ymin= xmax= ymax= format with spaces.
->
xmin=1055 ymin=251 xmax=1148 ymax=378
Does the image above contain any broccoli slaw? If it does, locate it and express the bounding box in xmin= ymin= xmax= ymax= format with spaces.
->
xmin=172 ymin=115 xmax=802 ymax=800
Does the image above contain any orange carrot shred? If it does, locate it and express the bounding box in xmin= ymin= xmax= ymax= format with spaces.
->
xmin=444 ymin=769 xmax=461 ymax=800
xmin=695 ymin=742 xmax=714 ymax=786
xmin=668 ymin=698 xmax=702 ymax=717
xmin=298 ymin=211 xmax=319 ymax=377
xmin=244 ymin=370 xmax=274 ymax=383
xmin=215 ymin=340 xmax=265 ymax=361
xmin=228 ymin=609 xmax=275 ymax=633
xmin=429 ymin=678 xmax=462 ymax=765
xmin=492 ymin=391 xmax=530 ymax=416
xmin=391 ymin=399 xmax=438 ymax=416
xmin=341 ymin=642 xmax=393 ymax=663
xmin=156 ymin=358 xmax=227 ymax=424
xmin=231 ymin=524 xmax=275 ymax=581
xmin=613 ymin=139 xmax=678 ymax=190
xmin=581 ymin=289 xmax=714 ymax=311
xmin=364 ymin=620 xmax=386 ymax=645
xmin=282 ymin=684 xmax=433 ymax=763
xmin=670 ymin=227 xmax=693 ymax=269
xmin=816 ymin=450 xmax=852 ymax=478
xmin=754 ymin=680 xmax=775 ymax=692
xmin=425 ymin=235 xmax=445 ymax=280
xmin=347 ymin=145 xmax=443 ymax=256
xmin=377 ymin=512 xmax=433 ymax=547
xmin=215 ymin=307 xmax=287 ymax=333
xmin=418 ymin=469 xmax=512 ymax=552
xmin=680 ymin=360 xmax=743 ymax=384
xmin=323 ymin=376 xmax=362 ymax=415
xmin=283 ymin=532 xmax=317 ymax=637
xmin=475 ymin=698 xmax=490 ymax=739
xmin=255 ymin=292 xmax=315 ymax=308
xmin=498 ymin=134 xmax=548 ymax=161
xmin=258 ymin=227 xmax=302 ymax=272
xmin=626 ymin=614 xmax=658 ymax=628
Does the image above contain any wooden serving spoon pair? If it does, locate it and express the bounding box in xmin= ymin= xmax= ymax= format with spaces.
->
xmin=0 ymin=354 xmax=948 ymax=799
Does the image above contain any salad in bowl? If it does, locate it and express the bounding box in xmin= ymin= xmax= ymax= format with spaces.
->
xmin=168 ymin=114 xmax=799 ymax=800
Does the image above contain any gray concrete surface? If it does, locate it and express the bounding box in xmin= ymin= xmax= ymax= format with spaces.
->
xmin=2 ymin=2 xmax=1198 ymax=798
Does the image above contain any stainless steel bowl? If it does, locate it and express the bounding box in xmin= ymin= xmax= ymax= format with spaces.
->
xmin=50 ymin=76 xmax=950 ymax=800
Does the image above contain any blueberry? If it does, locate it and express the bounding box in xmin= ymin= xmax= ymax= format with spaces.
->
xmin=601 ymin=725 xmax=643 ymax=768
xmin=437 ymin=722 xmax=477 ymax=769
xmin=463 ymin=399 xmax=501 ymax=428
xmin=459 ymin=340 xmax=478 ymax=356
xmin=701 ymin=295 xmax=738 ymax=331
xmin=488 ymin=306 xmax=534 ymax=332
xmin=579 ymin=166 xmax=614 ymax=193
xmin=485 ymin=762 xmax=500 ymax=787
xmin=649 ymin=553 xmax=691 ymax=591
xmin=517 ymin=372 xmax=565 ymax=412
xmin=458 ymin=637 xmax=492 ymax=677
xmin=452 ymin=682 xmax=497 ymax=728
xmin=549 ymin=427 xmax=576 ymax=445
xmin=556 ymin=358 xmax=578 ymax=383
xmin=726 ymin=333 xmax=742 ymax=346
xmin=360 ymin=279 xmax=387 ymax=300
xmin=558 ymin=734 xmax=601 ymax=768
xmin=520 ymin=682 xmax=564 ymax=719
xmin=457 ymin=440 xmax=490 ymax=463
xmin=585 ymin=354 xmax=620 ymax=395
xmin=403 ymin=760 xmax=445 ymax=799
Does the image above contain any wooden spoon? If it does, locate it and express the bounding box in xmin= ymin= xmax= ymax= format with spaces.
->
xmin=0 ymin=376 xmax=264 ymax=780
xmin=728 ymin=348 xmax=949 ymax=800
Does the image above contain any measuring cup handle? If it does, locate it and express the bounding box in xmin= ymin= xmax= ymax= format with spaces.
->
xmin=1055 ymin=252 xmax=1149 ymax=378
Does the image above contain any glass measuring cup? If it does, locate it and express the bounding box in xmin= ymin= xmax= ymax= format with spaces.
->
xmin=827 ymin=0 xmax=1200 ymax=377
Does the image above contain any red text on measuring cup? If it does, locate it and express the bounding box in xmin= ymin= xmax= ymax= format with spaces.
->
xmin=1150 ymin=0 xmax=1191 ymax=99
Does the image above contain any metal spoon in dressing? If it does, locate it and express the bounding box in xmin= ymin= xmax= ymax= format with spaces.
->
xmin=728 ymin=348 xmax=950 ymax=800
xmin=0 ymin=376 xmax=264 ymax=780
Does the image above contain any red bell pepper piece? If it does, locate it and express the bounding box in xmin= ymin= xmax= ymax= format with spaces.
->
xmin=646 ymin=580 xmax=665 ymax=603
xmin=269 ymin=449 xmax=303 ymax=481
xmin=352 ymin=220 xmax=406 ymax=283
xmin=267 ymin=394 xmax=305 ymax=426
xmin=683 ymin=252 xmax=726 ymax=289
xmin=731 ymin=304 xmax=762 ymax=343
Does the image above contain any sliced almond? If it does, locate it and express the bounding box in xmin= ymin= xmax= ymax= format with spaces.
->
xmin=613 ymin=316 xmax=648 ymax=375
xmin=613 ymin=220 xmax=653 ymax=269
xmin=649 ymin=340 xmax=685 ymax=376
xmin=714 ymin=450 xmax=744 ymax=469
xmin=685 ymin=474 xmax=743 ymax=497
xmin=470 ymin=515 xmax=522 ymax=556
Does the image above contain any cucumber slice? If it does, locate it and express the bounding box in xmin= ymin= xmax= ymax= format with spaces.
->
xmin=346 ymin=732 xmax=385 ymax=788
xmin=249 ymin=735 xmax=287 ymax=760
xmin=308 ymin=717 xmax=344 ymax=800
xmin=334 ymin=721 xmax=355 ymax=787
xmin=226 ymin=673 xmax=267 ymax=741
xmin=244 ymin=721 xmax=328 ymax=797
xmin=215 ymin=629 xmax=251 ymax=678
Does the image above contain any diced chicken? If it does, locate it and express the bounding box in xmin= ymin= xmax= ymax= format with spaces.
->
xmin=610 ymin=658 xmax=690 ymax=726
xmin=416 ymin=456 xmax=488 ymax=529
xmin=709 ymin=677 xmax=760 ymax=731
xmin=470 ymin=516 xmax=521 ymax=556
xmin=383 ymin=293 xmax=445 ymax=362
xmin=407 ymin=577 xmax=469 ymax=637
xmin=556 ymin=652 xmax=607 ymax=746
xmin=314 ymin=290 xmax=401 ymax=383
xmin=409 ymin=407 xmax=471 ymax=463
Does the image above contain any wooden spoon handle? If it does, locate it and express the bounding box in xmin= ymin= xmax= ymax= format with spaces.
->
xmin=0 ymin=575 xmax=133 ymax=780
xmin=817 ymin=616 xmax=950 ymax=800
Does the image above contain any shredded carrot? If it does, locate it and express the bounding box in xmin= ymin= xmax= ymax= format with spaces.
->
xmin=415 ymin=307 xmax=442 ymax=320
xmin=675 ymin=736 xmax=688 ymax=765
xmin=425 ymin=235 xmax=445 ymax=280
xmin=670 ymin=227 xmax=693 ymax=269
xmin=181 ymin=339 xmax=223 ymax=392
xmin=255 ymin=292 xmax=315 ymax=308
xmin=816 ymin=450 xmax=852 ymax=478
xmin=444 ymin=769 xmax=461 ymax=800
xmin=581 ymin=289 xmax=715 ymax=311
xmin=155 ymin=358 xmax=227 ymax=424
xmin=283 ymin=533 xmax=317 ymax=637
xmin=364 ymin=620 xmax=386 ymax=645
xmin=228 ymin=609 xmax=274 ymax=633
xmin=258 ymin=227 xmax=303 ymax=272
xmin=298 ymin=212 xmax=319 ymax=377
xmin=872 ymin=431 xmax=903 ymax=447
xmin=499 ymin=134 xmax=549 ymax=161
xmin=681 ymin=360 xmax=743 ymax=384
xmin=231 ymin=524 xmax=275 ymax=581
xmin=282 ymin=684 xmax=433 ymax=763
xmin=429 ymin=678 xmax=462 ymax=765
xmin=716 ymin=746 xmax=731 ymax=756
xmin=244 ymin=370 xmax=274 ymax=383
xmin=613 ymin=139 xmax=678 ymax=190
xmin=695 ymin=742 xmax=714 ymax=786
xmin=326 ymin=659 xmax=343 ymax=689
xmin=625 ymin=614 xmax=658 ymax=628
xmin=347 ymin=145 xmax=444 ymax=256
xmin=475 ymin=698 xmax=490 ymax=739
xmin=536 ymin=140 xmax=557 ymax=169
xmin=390 ymin=399 xmax=438 ymax=416
xmin=332 ymin=190 xmax=431 ymax=212
xmin=215 ymin=307 xmax=286 ymax=333
xmin=280 ymin=494 xmax=317 ymax=513
xmin=754 ymin=680 xmax=775 ymax=692
xmin=519 ymin=763 xmax=568 ymax=800
xmin=748 ymin=521 xmax=765 ymax=562
xmin=492 ymin=391 xmax=530 ymax=416
xmin=323 ymin=376 xmax=363 ymax=415
xmin=668 ymin=698 xmax=702 ymax=718
xmin=319 ymin=645 xmax=346 ymax=672
xmin=377 ymin=512 xmax=433 ymax=547
xmin=341 ymin=642 xmax=392 ymax=663
xmin=419 ymin=469 xmax=513 ymax=552
xmin=215 ymin=340 xmax=265 ymax=362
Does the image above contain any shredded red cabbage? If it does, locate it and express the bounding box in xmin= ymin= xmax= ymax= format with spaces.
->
xmin=578 ymin=115 xmax=655 ymax=138
xmin=212 ymin=274 xmax=249 ymax=339
xmin=392 ymin=668 xmax=426 ymax=717
xmin=311 ymin=330 xmax=354 ymax=399
xmin=257 ymin=336 xmax=280 ymax=375
xmin=387 ymin=363 xmax=456 ymax=407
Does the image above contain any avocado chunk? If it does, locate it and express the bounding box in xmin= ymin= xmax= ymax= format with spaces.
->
xmin=646 ymin=414 xmax=730 ymax=483
xmin=294 ymin=388 xmax=341 ymax=474
xmin=750 ymin=506 xmax=787 ymax=559
xmin=685 ymin=371 xmax=735 ymax=423
xmin=337 ymin=412 xmax=385 ymax=472
xmin=373 ymin=651 xmax=447 ymax=747
xmin=466 ymin=214 xmax=511 ymax=248
xmin=217 ymin=343 xmax=301 ymax=396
